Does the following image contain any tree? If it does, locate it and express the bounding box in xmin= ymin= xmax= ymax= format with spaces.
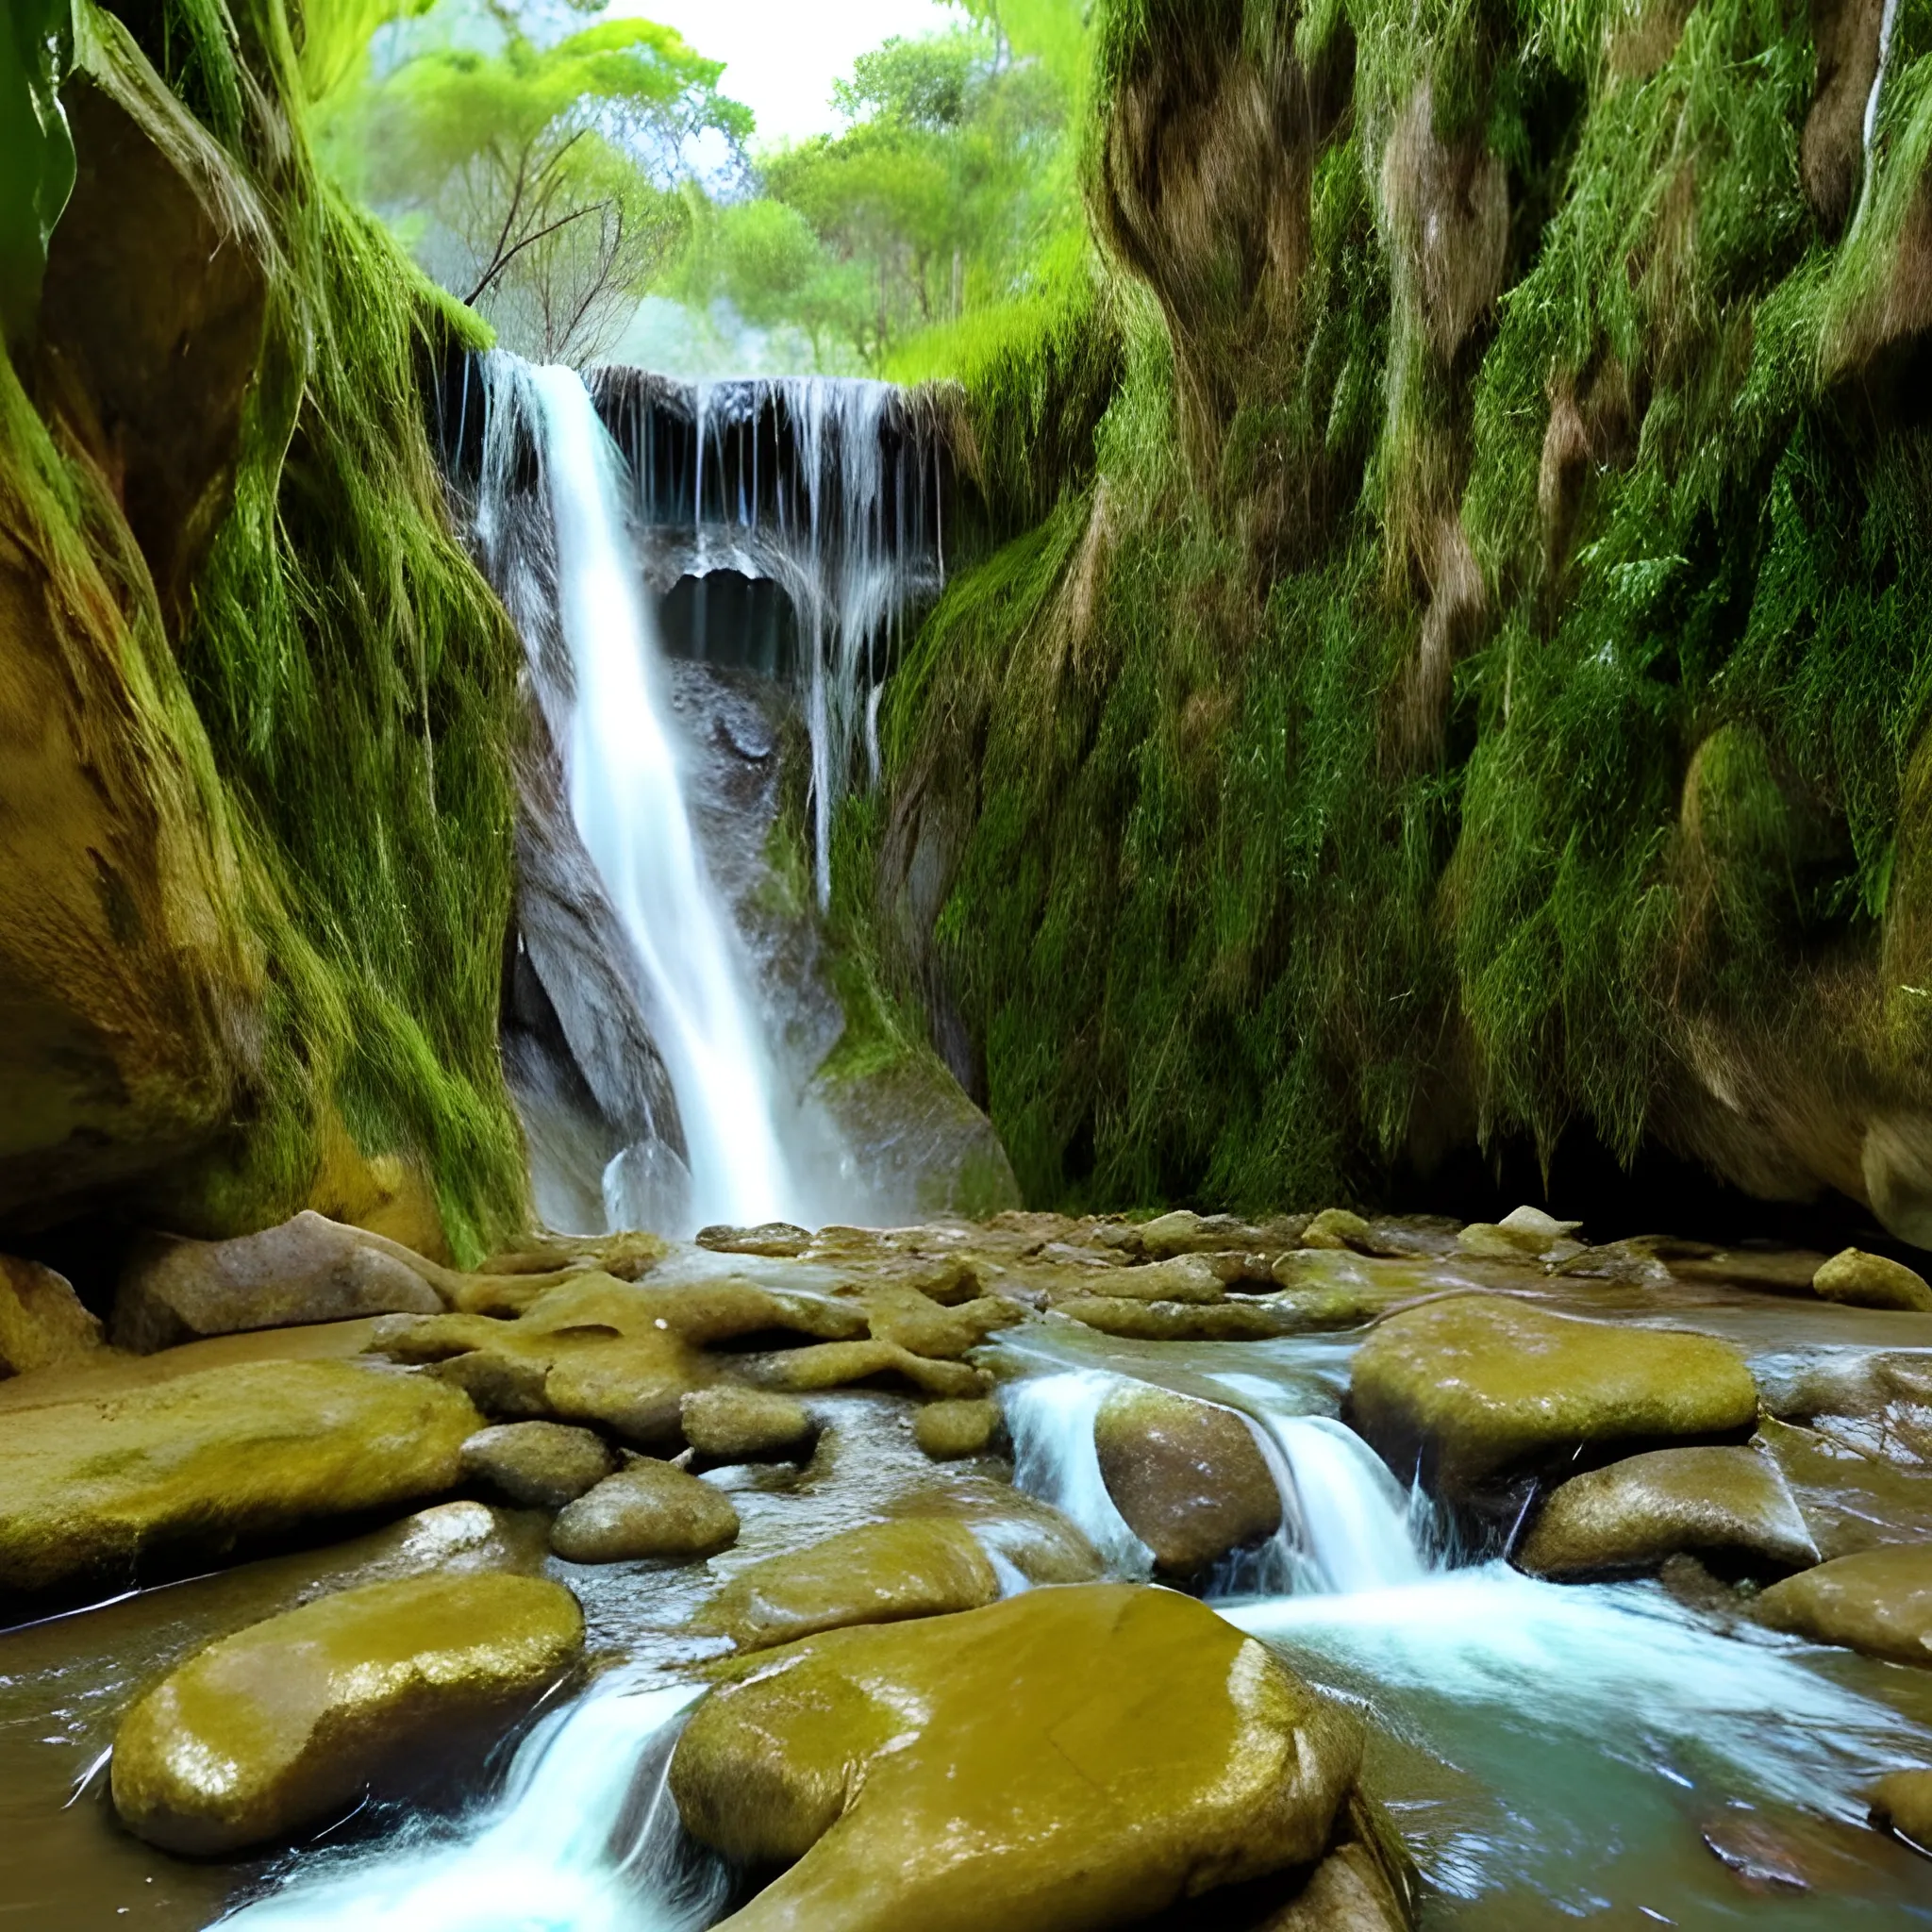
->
xmin=321 ymin=8 xmax=751 ymax=363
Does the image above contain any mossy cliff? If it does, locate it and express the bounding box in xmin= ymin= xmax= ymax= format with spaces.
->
xmin=0 ymin=0 xmax=525 ymax=1259
xmin=872 ymin=0 xmax=1932 ymax=1238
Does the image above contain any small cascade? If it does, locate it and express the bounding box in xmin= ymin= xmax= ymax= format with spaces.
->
xmin=221 ymin=1680 xmax=724 ymax=1930
xmin=472 ymin=358 xmax=802 ymax=1233
xmin=1000 ymin=1371 xmax=1155 ymax=1579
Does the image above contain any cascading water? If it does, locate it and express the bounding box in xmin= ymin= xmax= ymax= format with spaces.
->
xmin=475 ymin=358 xmax=801 ymax=1234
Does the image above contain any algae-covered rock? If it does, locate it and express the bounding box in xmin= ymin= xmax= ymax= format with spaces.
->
xmin=110 ymin=1572 xmax=582 ymax=1853
xmin=682 ymin=1386 xmax=816 ymax=1460
xmin=915 ymin=1397 xmax=1001 ymax=1459
xmin=1098 ymin=1254 xmax=1226 ymax=1303
xmin=745 ymin=1338 xmax=989 ymax=1400
xmin=1093 ymin=1384 xmax=1280 ymax=1576
xmin=671 ymin=1582 xmax=1362 ymax=1931
xmin=114 ymin=1210 xmax=442 ymax=1354
xmin=1516 ymin=1446 xmax=1817 ymax=1580
xmin=1755 ymin=1544 xmax=1932 ymax=1664
xmin=696 ymin=1223 xmax=813 ymax=1257
xmin=1058 ymin=1294 xmax=1311 ymax=1341
xmin=1811 ymin=1248 xmax=1932 ymax=1314
xmin=549 ymin=1460 xmax=740 ymax=1563
xmin=459 ymin=1422 xmax=614 ymax=1510
xmin=1302 ymin=1208 xmax=1374 ymax=1251
xmin=1871 ymin=1769 xmax=1932 ymax=1853
xmin=1348 ymin=1295 xmax=1759 ymax=1495
xmin=0 ymin=1256 xmax=103 ymax=1375
xmin=692 ymin=1517 xmax=998 ymax=1652
xmin=0 ymin=1359 xmax=479 ymax=1595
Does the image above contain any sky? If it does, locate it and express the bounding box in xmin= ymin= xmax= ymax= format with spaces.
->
xmin=610 ymin=0 xmax=962 ymax=145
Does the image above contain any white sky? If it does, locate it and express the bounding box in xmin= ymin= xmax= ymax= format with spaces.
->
xmin=610 ymin=0 xmax=962 ymax=145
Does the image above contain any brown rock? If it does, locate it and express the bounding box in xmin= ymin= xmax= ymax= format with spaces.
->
xmin=114 ymin=1211 xmax=441 ymax=1354
xmin=0 ymin=1256 xmax=103 ymax=1375
xmin=1261 ymin=1840 xmax=1410 ymax=1930
xmin=1059 ymin=1295 xmax=1313 ymax=1341
xmin=459 ymin=1422 xmax=614 ymax=1510
xmin=681 ymin=1386 xmax=816 ymax=1460
xmin=671 ymin=1583 xmax=1362 ymax=1931
xmin=915 ymin=1398 xmax=1002 ymax=1459
xmin=1516 ymin=1446 xmax=1818 ymax=1579
xmin=549 ymin=1460 xmax=740 ymax=1564
xmin=1093 ymin=1385 xmax=1281 ymax=1576
xmin=1755 ymin=1544 xmax=1932 ymax=1664
xmin=695 ymin=1222 xmax=812 ymax=1257
xmin=1811 ymin=1248 xmax=1932 ymax=1314
xmin=110 ymin=1573 xmax=581 ymax=1853
xmin=691 ymin=1517 xmax=998 ymax=1652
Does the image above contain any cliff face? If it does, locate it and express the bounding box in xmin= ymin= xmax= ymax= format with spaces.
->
xmin=0 ymin=0 xmax=525 ymax=1260
xmin=875 ymin=0 xmax=1932 ymax=1237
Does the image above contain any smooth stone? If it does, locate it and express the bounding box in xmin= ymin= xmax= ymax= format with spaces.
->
xmin=681 ymin=1386 xmax=816 ymax=1459
xmin=1812 ymin=1248 xmax=1932 ymax=1314
xmin=113 ymin=1211 xmax=441 ymax=1354
xmin=0 ymin=1255 xmax=103 ymax=1375
xmin=1756 ymin=1544 xmax=1932 ymax=1664
xmin=459 ymin=1422 xmax=614 ymax=1509
xmin=110 ymin=1572 xmax=582 ymax=1853
xmin=0 ymin=1359 xmax=479 ymax=1596
xmin=549 ymin=1460 xmax=740 ymax=1563
xmin=1516 ymin=1446 xmax=1818 ymax=1579
xmin=1348 ymin=1295 xmax=1759 ymax=1496
xmin=671 ymin=1582 xmax=1362 ymax=1931
xmin=1058 ymin=1295 xmax=1311 ymax=1341
xmin=744 ymin=1338 xmax=989 ymax=1400
xmin=1870 ymin=1769 xmax=1932 ymax=1852
xmin=1757 ymin=1416 xmax=1932 ymax=1557
xmin=1093 ymin=1385 xmax=1281 ymax=1576
xmin=695 ymin=1223 xmax=813 ymax=1258
xmin=858 ymin=1283 xmax=1023 ymax=1357
xmin=915 ymin=1398 xmax=1001 ymax=1459
xmin=1096 ymin=1255 xmax=1226 ymax=1304
xmin=1301 ymin=1208 xmax=1374 ymax=1251
xmin=691 ymin=1517 xmax=999 ymax=1652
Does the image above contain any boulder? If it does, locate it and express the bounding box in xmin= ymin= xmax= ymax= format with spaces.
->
xmin=692 ymin=1517 xmax=999 ymax=1652
xmin=459 ymin=1422 xmax=614 ymax=1510
xmin=1870 ymin=1769 xmax=1932 ymax=1852
xmin=1515 ymin=1446 xmax=1818 ymax=1580
xmin=1811 ymin=1248 xmax=1932 ymax=1314
xmin=1261 ymin=1841 xmax=1410 ymax=1931
xmin=1059 ymin=1295 xmax=1314 ymax=1341
xmin=114 ymin=1211 xmax=441 ymax=1354
xmin=682 ymin=1386 xmax=816 ymax=1460
xmin=0 ymin=1256 xmax=103 ymax=1374
xmin=915 ymin=1398 xmax=1001 ymax=1459
xmin=696 ymin=1223 xmax=813 ymax=1257
xmin=1302 ymin=1208 xmax=1374 ymax=1252
xmin=1348 ymin=1296 xmax=1759 ymax=1496
xmin=745 ymin=1338 xmax=990 ymax=1400
xmin=549 ymin=1460 xmax=740 ymax=1564
xmin=1093 ymin=1385 xmax=1281 ymax=1576
xmin=671 ymin=1583 xmax=1362 ymax=1931
xmin=1755 ymin=1544 xmax=1932 ymax=1664
xmin=1096 ymin=1255 xmax=1226 ymax=1304
xmin=110 ymin=1572 xmax=582 ymax=1853
xmin=0 ymin=1359 xmax=479 ymax=1595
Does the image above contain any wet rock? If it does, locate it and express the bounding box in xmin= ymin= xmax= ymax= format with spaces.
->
xmin=914 ymin=1397 xmax=1002 ymax=1459
xmin=1058 ymin=1295 xmax=1312 ymax=1341
xmin=429 ymin=1346 xmax=554 ymax=1420
xmin=1348 ymin=1295 xmax=1759 ymax=1497
xmin=1516 ymin=1446 xmax=1817 ymax=1580
xmin=1135 ymin=1209 xmax=1286 ymax=1258
xmin=0 ymin=1256 xmax=103 ymax=1375
xmin=1099 ymin=1255 xmax=1227 ymax=1303
xmin=1755 ymin=1544 xmax=1932 ymax=1664
xmin=0 ymin=1359 xmax=479 ymax=1596
xmin=859 ymin=1281 xmax=1024 ymax=1355
xmin=691 ymin=1517 xmax=998 ymax=1651
xmin=1094 ymin=1385 xmax=1281 ymax=1576
xmin=681 ymin=1386 xmax=815 ymax=1460
xmin=744 ymin=1337 xmax=990 ymax=1400
xmin=459 ymin=1422 xmax=614 ymax=1510
xmin=1698 ymin=1803 xmax=1879 ymax=1895
xmin=549 ymin=1460 xmax=739 ymax=1564
xmin=1302 ymin=1208 xmax=1374 ymax=1251
xmin=1870 ymin=1769 xmax=1932 ymax=1853
xmin=671 ymin=1583 xmax=1362 ymax=1930
xmin=1456 ymin=1207 xmax=1582 ymax=1266
xmin=1260 ymin=1840 xmax=1410 ymax=1930
xmin=110 ymin=1572 xmax=582 ymax=1853
xmin=695 ymin=1222 xmax=812 ymax=1257
xmin=1811 ymin=1248 xmax=1932 ymax=1314
xmin=114 ymin=1211 xmax=442 ymax=1354
xmin=1756 ymin=1416 xmax=1932 ymax=1557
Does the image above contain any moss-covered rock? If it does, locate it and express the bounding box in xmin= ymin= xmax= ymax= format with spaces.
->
xmin=459 ymin=1421 xmax=614 ymax=1510
xmin=0 ymin=1358 xmax=479 ymax=1594
xmin=915 ymin=1397 xmax=1002 ymax=1459
xmin=549 ymin=1460 xmax=740 ymax=1564
xmin=1093 ymin=1384 xmax=1280 ymax=1576
xmin=1870 ymin=1769 xmax=1932 ymax=1854
xmin=1516 ymin=1446 xmax=1817 ymax=1580
xmin=0 ymin=1256 xmax=102 ymax=1375
xmin=109 ymin=1572 xmax=582 ymax=1853
xmin=1811 ymin=1249 xmax=1932 ymax=1314
xmin=671 ymin=1583 xmax=1362 ymax=1930
xmin=682 ymin=1386 xmax=816 ymax=1460
xmin=691 ymin=1517 xmax=999 ymax=1652
xmin=1348 ymin=1297 xmax=1759 ymax=1496
xmin=1756 ymin=1545 xmax=1932 ymax=1664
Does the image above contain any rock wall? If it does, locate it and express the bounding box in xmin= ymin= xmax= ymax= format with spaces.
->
xmin=872 ymin=0 xmax=1932 ymax=1240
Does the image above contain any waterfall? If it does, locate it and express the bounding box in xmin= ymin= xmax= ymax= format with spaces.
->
xmin=476 ymin=358 xmax=802 ymax=1234
xmin=219 ymin=1679 xmax=724 ymax=1929
xmin=1000 ymin=1371 xmax=1156 ymax=1579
